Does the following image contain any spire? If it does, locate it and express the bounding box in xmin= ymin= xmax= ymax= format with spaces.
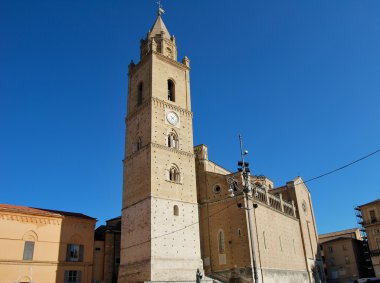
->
xmin=149 ymin=14 xmax=170 ymax=40
xmin=139 ymin=5 xmax=178 ymax=61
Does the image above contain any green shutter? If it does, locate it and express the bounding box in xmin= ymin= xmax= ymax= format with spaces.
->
xmin=64 ymin=270 xmax=69 ymax=282
xmin=77 ymin=270 xmax=82 ymax=283
xmin=79 ymin=245 xmax=84 ymax=262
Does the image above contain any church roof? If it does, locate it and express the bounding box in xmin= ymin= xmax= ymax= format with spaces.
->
xmin=149 ymin=15 xmax=170 ymax=39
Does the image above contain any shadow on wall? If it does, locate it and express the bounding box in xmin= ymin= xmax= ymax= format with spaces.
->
xmin=55 ymin=217 xmax=93 ymax=283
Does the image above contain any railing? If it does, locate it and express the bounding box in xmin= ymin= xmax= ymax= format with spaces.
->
xmin=283 ymin=201 xmax=294 ymax=216
xmin=253 ymin=187 xmax=296 ymax=217
xmin=255 ymin=187 xmax=266 ymax=203
xmin=268 ymin=194 xmax=282 ymax=211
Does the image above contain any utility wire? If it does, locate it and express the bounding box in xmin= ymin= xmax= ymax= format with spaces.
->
xmin=122 ymin=198 xmax=238 ymax=250
xmin=302 ymin=148 xmax=380 ymax=184
xmin=122 ymin=148 xmax=380 ymax=250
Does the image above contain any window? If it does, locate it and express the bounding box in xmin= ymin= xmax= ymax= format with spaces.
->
xmin=64 ymin=270 xmax=82 ymax=283
xmin=370 ymin=210 xmax=377 ymax=223
xmin=169 ymin=166 xmax=180 ymax=183
xmin=328 ymin=246 xmax=333 ymax=253
xmin=132 ymin=137 xmax=142 ymax=153
xmin=137 ymin=82 xmax=143 ymax=106
xmin=167 ymin=132 xmax=178 ymax=149
xmin=23 ymin=241 xmax=34 ymax=260
xmin=168 ymin=80 xmax=175 ymax=102
xmin=213 ymin=185 xmax=221 ymax=194
xmin=343 ymin=244 xmax=347 ymax=250
xmin=238 ymin=228 xmax=242 ymax=238
xmin=173 ymin=205 xmax=179 ymax=216
xmin=115 ymin=258 xmax=120 ymax=264
xmin=218 ymin=230 xmax=225 ymax=253
xmin=66 ymin=244 xmax=84 ymax=262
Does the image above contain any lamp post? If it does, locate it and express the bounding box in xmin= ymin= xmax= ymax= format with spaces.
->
xmin=227 ymin=135 xmax=259 ymax=283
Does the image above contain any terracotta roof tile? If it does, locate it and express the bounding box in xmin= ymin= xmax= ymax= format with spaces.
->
xmin=0 ymin=204 xmax=95 ymax=220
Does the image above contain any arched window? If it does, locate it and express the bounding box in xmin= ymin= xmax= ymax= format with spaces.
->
xmin=169 ymin=166 xmax=180 ymax=183
xmin=132 ymin=137 xmax=142 ymax=153
xmin=137 ymin=82 xmax=143 ymax=106
xmin=167 ymin=132 xmax=178 ymax=149
xmin=168 ymin=80 xmax=175 ymax=102
xmin=218 ymin=230 xmax=225 ymax=254
xmin=22 ymin=230 xmax=37 ymax=261
xmin=173 ymin=205 xmax=179 ymax=216
xmin=137 ymin=137 xmax=142 ymax=150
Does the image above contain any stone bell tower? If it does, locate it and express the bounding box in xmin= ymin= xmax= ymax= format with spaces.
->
xmin=118 ymin=9 xmax=203 ymax=283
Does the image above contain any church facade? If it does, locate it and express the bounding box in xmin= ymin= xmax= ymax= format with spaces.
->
xmin=118 ymin=10 xmax=324 ymax=283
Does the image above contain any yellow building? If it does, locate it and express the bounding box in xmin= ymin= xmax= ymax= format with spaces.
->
xmin=0 ymin=204 xmax=96 ymax=283
xmin=357 ymin=199 xmax=380 ymax=278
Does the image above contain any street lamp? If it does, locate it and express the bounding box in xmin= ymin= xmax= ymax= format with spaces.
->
xmin=227 ymin=135 xmax=259 ymax=283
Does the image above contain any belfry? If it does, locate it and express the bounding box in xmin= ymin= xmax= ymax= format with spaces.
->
xmin=118 ymin=8 xmax=203 ymax=283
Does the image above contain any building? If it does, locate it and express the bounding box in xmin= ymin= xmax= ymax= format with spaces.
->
xmin=93 ymin=216 xmax=121 ymax=283
xmin=356 ymin=199 xmax=380 ymax=278
xmin=118 ymin=8 xmax=203 ymax=283
xmin=0 ymin=204 xmax=96 ymax=283
xmin=319 ymin=228 xmax=370 ymax=282
xmin=118 ymin=8 xmax=324 ymax=283
xmin=195 ymin=145 xmax=324 ymax=282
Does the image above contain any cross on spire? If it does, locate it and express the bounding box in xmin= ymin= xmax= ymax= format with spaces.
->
xmin=157 ymin=0 xmax=165 ymax=15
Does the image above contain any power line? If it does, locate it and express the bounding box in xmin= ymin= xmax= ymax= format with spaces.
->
xmin=122 ymin=148 xmax=380 ymax=250
xmin=302 ymin=148 xmax=380 ymax=184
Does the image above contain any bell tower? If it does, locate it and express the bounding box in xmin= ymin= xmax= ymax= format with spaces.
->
xmin=118 ymin=9 xmax=203 ymax=283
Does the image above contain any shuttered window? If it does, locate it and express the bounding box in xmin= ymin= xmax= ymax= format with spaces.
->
xmin=23 ymin=241 xmax=34 ymax=260
xmin=66 ymin=244 xmax=84 ymax=262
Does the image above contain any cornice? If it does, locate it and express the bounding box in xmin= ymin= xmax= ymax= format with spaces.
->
xmin=126 ymin=97 xmax=193 ymax=124
xmin=151 ymin=142 xmax=194 ymax=158
xmin=128 ymin=51 xmax=189 ymax=77
xmin=152 ymin=97 xmax=193 ymax=117
xmin=124 ymin=142 xmax=194 ymax=162
xmin=153 ymin=51 xmax=190 ymax=71
xmin=0 ymin=212 xmax=62 ymax=225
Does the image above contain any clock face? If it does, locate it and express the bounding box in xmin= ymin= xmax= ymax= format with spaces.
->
xmin=166 ymin=111 xmax=179 ymax=125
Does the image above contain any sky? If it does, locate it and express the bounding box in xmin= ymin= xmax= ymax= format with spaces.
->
xmin=0 ymin=0 xmax=379 ymax=233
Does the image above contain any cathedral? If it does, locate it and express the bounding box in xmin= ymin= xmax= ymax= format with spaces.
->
xmin=118 ymin=9 xmax=324 ymax=283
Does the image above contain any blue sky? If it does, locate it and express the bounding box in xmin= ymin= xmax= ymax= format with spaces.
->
xmin=1 ymin=0 xmax=379 ymax=233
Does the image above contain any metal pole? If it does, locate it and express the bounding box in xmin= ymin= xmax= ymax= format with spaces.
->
xmin=239 ymin=135 xmax=259 ymax=283
xmin=246 ymin=192 xmax=259 ymax=283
